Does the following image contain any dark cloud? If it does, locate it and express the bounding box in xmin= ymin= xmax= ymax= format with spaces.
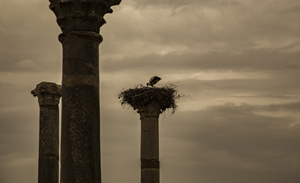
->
xmin=102 ymin=0 xmax=300 ymax=58
xmin=178 ymin=76 xmax=300 ymax=94
xmin=158 ymin=102 xmax=300 ymax=182
xmin=101 ymin=49 xmax=300 ymax=73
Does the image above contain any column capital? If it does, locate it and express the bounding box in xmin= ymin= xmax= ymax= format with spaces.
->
xmin=49 ymin=0 xmax=122 ymax=33
xmin=31 ymin=82 xmax=62 ymax=106
xmin=137 ymin=103 xmax=161 ymax=118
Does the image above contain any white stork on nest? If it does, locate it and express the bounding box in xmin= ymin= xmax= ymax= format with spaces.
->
xmin=147 ymin=76 xmax=161 ymax=87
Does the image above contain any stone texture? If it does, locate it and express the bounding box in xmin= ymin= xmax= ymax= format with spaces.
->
xmin=141 ymin=159 xmax=159 ymax=169
xmin=140 ymin=116 xmax=159 ymax=160
xmin=32 ymin=82 xmax=62 ymax=183
xmin=49 ymin=1 xmax=121 ymax=182
xmin=138 ymin=103 xmax=161 ymax=183
xmin=38 ymin=105 xmax=59 ymax=183
xmin=141 ymin=169 xmax=160 ymax=183
xmin=49 ymin=0 xmax=121 ymax=33
xmin=59 ymin=31 xmax=101 ymax=183
xmin=31 ymin=82 xmax=62 ymax=106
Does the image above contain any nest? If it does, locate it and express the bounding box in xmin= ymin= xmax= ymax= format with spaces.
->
xmin=118 ymin=83 xmax=182 ymax=114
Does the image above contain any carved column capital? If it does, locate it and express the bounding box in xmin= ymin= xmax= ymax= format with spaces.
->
xmin=31 ymin=82 xmax=62 ymax=106
xmin=49 ymin=0 xmax=121 ymax=33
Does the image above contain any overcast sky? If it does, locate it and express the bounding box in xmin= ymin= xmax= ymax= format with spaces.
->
xmin=0 ymin=0 xmax=300 ymax=183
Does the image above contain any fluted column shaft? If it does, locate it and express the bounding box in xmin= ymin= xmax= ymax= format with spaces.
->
xmin=138 ymin=103 xmax=161 ymax=183
xmin=32 ymin=82 xmax=62 ymax=183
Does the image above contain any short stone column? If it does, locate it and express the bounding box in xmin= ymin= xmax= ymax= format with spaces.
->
xmin=138 ymin=103 xmax=161 ymax=183
xmin=49 ymin=1 xmax=121 ymax=183
xmin=31 ymin=82 xmax=62 ymax=183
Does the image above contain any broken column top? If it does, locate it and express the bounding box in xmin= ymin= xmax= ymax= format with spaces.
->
xmin=49 ymin=0 xmax=122 ymax=33
xmin=31 ymin=82 xmax=62 ymax=106
xmin=118 ymin=84 xmax=182 ymax=115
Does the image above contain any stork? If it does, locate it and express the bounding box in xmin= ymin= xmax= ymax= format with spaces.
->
xmin=147 ymin=76 xmax=161 ymax=87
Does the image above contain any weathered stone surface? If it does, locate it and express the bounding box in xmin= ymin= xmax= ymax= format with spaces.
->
xmin=49 ymin=0 xmax=121 ymax=182
xmin=32 ymin=82 xmax=61 ymax=183
xmin=141 ymin=169 xmax=160 ymax=183
xmin=38 ymin=158 xmax=59 ymax=183
xmin=138 ymin=103 xmax=161 ymax=119
xmin=49 ymin=0 xmax=121 ymax=33
xmin=61 ymin=85 xmax=101 ymax=183
xmin=38 ymin=105 xmax=60 ymax=183
xmin=59 ymin=31 xmax=102 ymax=81
xmin=31 ymin=82 xmax=62 ymax=106
xmin=59 ymin=31 xmax=101 ymax=183
xmin=141 ymin=159 xmax=159 ymax=169
xmin=140 ymin=116 xmax=159 ymax=160
xmin=39 ymin=106 xmax=60 ymax=157
xmin=138 ymin=102 xmax=161 ymax=183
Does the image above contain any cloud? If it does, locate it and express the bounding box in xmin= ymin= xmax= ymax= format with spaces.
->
xmin=0 ymin=106 xmax=39 ymax=183
xmin=158 ymin=101 xmax=300 ymax=182
xmin=179 ymin=76 xmax=300 ymax=94
xmin=129 ymin=0 xmax=243 ymax=8
xmin=100 ymin=49 xmax=300 ymax=77
xmin=102 ymin=0 xmax=300 ymax=59
xmin=15 ymin=60 xmax=38 ymax=71
xmin=0 ymin=1 xmax=61 ymax=73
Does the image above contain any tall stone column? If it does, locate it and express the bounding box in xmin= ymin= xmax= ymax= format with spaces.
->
xmin=119 ymin=85 xmax=180 ymax=183
xmin=31 ymin=82 xmax=62 ymax=183
xmin=138 ymin=103 xmax=161 ymax=183
xmin=49 ymin=1 xmax=121 ymax=183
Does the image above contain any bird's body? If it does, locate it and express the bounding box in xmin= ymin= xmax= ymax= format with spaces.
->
xmin=147 ymin=76 xmax=161 ymax=87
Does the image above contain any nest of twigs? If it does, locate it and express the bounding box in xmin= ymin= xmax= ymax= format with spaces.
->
xmin=118 ymin=83 xmax=182 ymax=114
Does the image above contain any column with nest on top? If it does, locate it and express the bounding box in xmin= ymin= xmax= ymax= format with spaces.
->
xmin=118 ymin=84 xmax=182 ymax=183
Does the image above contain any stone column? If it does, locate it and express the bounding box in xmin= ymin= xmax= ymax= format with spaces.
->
xmin=138 ymin=103 xmax=161 ymax=183
xmin=49 ymin=1 xmax=121 ymax=183
xmin=31 ymin=82 xmax=62 ymax=183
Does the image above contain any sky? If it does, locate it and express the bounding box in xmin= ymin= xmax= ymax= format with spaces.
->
xmin=0 ymin=0 xmax=300 ymax=183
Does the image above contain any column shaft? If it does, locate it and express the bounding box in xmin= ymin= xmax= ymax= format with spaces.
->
xmin=38 ymin=105 xmax=59 ymax=183
xmin=140 ymin=116 xmax=160 ymax=183
xmin=59 ymin=31 xmax=102 ymax=183
xmin=141 ymin=117 xmax=159 ymax=159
